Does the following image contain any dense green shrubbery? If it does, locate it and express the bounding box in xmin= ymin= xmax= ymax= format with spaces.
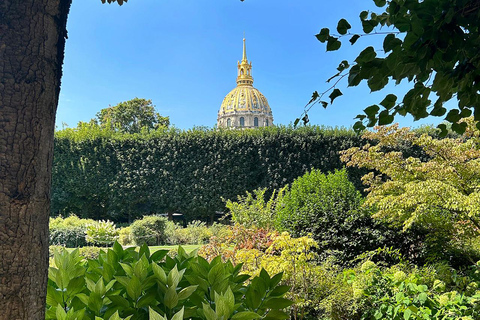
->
xmin=85 ymin=220 xmax=119 ymax=246
xmin=52 ymin=125 xmax=366 ymax=223
xmin=274 ymin=169 xmax=428 ymax=266
xmin=47 ymin=242 xmax=292 ymax=320
xmin=49 ymin=215 xmax=95 ymax=247
xmin=130 ymin=215 xmax=168 ymax=246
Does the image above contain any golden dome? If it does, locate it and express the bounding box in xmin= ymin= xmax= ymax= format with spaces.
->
xmin=217 ymin=38 xmax=274 ymax=129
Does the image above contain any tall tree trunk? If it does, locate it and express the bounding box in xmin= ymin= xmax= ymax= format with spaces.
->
xmin=0 ymin=0 xmax=71 ymax=319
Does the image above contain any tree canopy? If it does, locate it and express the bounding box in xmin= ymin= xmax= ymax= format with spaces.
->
xmin=95 ymin=98 xmax=170 ymax=134
xmin=304 ymin=0 xmax=480 ymax=135
xmin=341 ymin=118 xmax=480 ymax=259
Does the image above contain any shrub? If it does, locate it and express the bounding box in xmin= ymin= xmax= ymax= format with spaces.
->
xmin=78 ymin=246 xmax=104 ymax=260
xmin=117 ymin=226 xmax=134 ymax=246
xmin=49 ymin=215 xmax=94 ymax=247
xmin=85 ymin=220 xmax=119 ymax=246
xmin=276 ymin=169 xmax=426 ymax=265
xmin=130 ymin=215 xmax=168 ymax=246
xmin=46 ymin=242 xmax=292 ymax=319
xmin=225 ymin=188 xmax=285 ymax=230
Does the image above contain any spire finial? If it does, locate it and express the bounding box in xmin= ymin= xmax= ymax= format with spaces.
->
xmin=242 ymin=37 xmax=247 ymax=62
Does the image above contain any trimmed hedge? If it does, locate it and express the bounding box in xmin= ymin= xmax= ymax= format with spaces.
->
xmin=52 ymin=126 xmax=367 ymax=223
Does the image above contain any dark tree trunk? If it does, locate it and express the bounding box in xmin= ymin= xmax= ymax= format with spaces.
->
xmin=0 ymin=0 xmax=71 ymax=319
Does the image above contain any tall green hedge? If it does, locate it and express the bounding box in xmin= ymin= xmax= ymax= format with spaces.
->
xmin=52 ymin=125 xmax=369 ymax=222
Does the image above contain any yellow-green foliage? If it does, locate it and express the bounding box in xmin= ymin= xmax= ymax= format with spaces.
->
xmin=117 ymin=226 xmax=134 ymax=246
xmin=341 ymin=120 xmax=480 ymax=263
xmin=234 ymin=232 xmax=327 ymax=316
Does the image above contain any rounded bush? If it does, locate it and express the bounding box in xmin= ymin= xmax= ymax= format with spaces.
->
xmin=130 ymin=215 xmax=168 ymax=246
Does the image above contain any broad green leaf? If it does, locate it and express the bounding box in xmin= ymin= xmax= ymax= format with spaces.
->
xmin=178 ymin=285 xmax=198 ymax=300
xmin=356 ymin=46 xmax=376 ymax=64
xmin=231 ymin=311 xmax=261 ymax=320
xmin=380 ymin=94 xmax=397 ymax=109
xmin=263 ymin=297 xmax=294 ymax=309
xmin=329 ymin=89 xmax=343 ymax=103
xmin=126 ymin=275 xmax=142 ymax=301
xmin=326 ymin=37 xmax=341 ymax=51
xmin=315 ymin=28 xmax=329 ymax=42
xmin=269 ymin=285 xmax=290 ymax=297
xmin=171 ymin=307 xmax=185 ymax=320
xmin=263 ymin=309 xmax=290 ymax=320
xmin=337 ymin=18 xmax=351 ymax=35
xmin=164 ymin=286 xmax=179 ymax=309
xmin=152 ymin=262 xmax=167 ymax=284
xmin=149 ymin=307 xmax=167 ymax=320
xmin=202 ymin=302 xmax=217 ymax=320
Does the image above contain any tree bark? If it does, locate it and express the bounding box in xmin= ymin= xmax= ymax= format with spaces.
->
xmin=0 ymin=0 xmax=71 ymax=319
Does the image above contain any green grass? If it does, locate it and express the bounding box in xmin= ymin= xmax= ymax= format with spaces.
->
xmin=149 ymin=244 xmax=201 ymax=253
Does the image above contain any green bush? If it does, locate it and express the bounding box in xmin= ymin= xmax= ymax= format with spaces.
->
xmin=165 ymin=220 xmax=214 ymax=245
xmin=85 ymin=220 xmax=119 ymax=246
xmin=117 ymin=226 xmax=134 ymax=246
xmin=130 ymin=215 xmax=168 ymax=246
xmin=226 ymin=188 xmax=284 ymax=230
xmin=78 ymin=246 xmax=104 ymax=260
xmin=276 ymin=169 xmax=425 ymax=265
xmin=49 ymin=215 xmax=94 ymax=247
xmin=46 ymin=242 xmax=293 ymax=319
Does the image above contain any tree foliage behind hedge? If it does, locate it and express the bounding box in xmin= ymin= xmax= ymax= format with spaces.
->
xmin=52 ymin=125 xmax=369 ymax=222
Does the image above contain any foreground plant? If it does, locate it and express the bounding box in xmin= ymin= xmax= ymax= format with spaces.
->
xmin=47 ymin=242 xmax=292 ymax=319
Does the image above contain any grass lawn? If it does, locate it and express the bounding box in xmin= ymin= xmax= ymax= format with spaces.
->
xmin=149 ymin=244 xmax=201 ymax=253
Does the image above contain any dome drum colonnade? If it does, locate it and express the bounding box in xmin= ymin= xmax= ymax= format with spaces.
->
xmin=217 ymin=38 xmax=274 ymax=129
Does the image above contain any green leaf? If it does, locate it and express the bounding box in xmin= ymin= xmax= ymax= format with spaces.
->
xmin=293 ymin=118 xmax=300 ymax=127
xmin=374 ymin=0 xmax=386 ymax=6
xmin=269 ymin=272 xmax=283 ymax=288
xmin=451 ymin=121 xmax=467 ymax=134
xmin=263 ymin=309 xmax=290 ymax=320
xmin=349 ymin=34 xmax=360 ymax=45
xmin=126 ymin=276 xmax=142 ymax=300
xmin=380 ymin=94 xmax=397 ymax=109
xmin=378 ymin=110 xmax=394 ymax=125
xmin=320 ymin=101 xmax=328 ymax=108
xmin=150 ymin=249 xmax=169 ymax=262
xmin=355 ymin=46 xmax=376 ymax=63
xmin=177 ymin=285 xmax=198 ymax=300
xmin=269 ymin=285 xmax=290 ymax=297
xmin=149 ymin=307 xmax=167 ymax=320
xmin=308 ymin=91 xmax=319 ymax=105
xmin=263 ymin=297 xmax=294 ymax=309
xmin=231 ymin=311 xmax=261 ymax=320
xmin=164 ymin=286 xmax=179 ymax=309
xmin=202 ymin=302 xmax=217 ymax=320
xmin=326 ymin=37 xmax=341 ymax=51
xmin=362 ymin=19 xmax=377 ymax=33
xmin=171 ymin=307 xmax=185 ymax=320
xmin=337 ymin=18 xmax=351 ymax=35
xmin=404 ymin=307 xmax=412 ymax=320
xmin=315 ymin=28 xmax=330 ymax=42
xmin=56 ymin=306 xmax=67 ymax=320
xmin=329 ymin=89 xmax=343 ymax=103
xmin=167 ymin=265 xmax=181 ymax=288
xmin=337 ymin=60 xmax=349 ymax=72
xmin=383 ymin=34 xmax=402 ymax=52
xmin=364 ymin=105 xmax=380 ymax=118
xmin=360 ymin=11 xmax=368 ymax=20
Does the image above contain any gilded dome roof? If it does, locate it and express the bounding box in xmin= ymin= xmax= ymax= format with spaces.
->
xmin=219 ymin=85 xmax=272 ymax=115
xmin=217 ymin=38 xmax=273 ymax=128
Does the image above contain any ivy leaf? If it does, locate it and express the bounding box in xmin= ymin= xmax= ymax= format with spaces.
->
xmin=337 ymin=19 xmax=352 ymax=35
xmin=383 ymin=34 xmax=402 ymax=52
xmin=364 ymin=105 xmax=380 ymax=118
xmin=362 ymin=20 xmax=377 ymax=33
xmin=320 ymin=101 xmax=328 ymax=108
xmin=329 ymin=89 xmax=343 ymax=103
xmin=315 ymin=28 xmax=330 ymax=42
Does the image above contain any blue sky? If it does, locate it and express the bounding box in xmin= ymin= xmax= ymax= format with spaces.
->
xmin=57 ymin=0 xmax=442 ymax=130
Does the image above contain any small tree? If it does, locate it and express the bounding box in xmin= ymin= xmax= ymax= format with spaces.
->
xmin=96 ymin=98 xmax=170 ymax=134
xmin=341 ymin=119 xmax=480 ymax=262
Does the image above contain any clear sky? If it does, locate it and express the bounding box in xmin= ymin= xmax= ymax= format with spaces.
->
xmin=56 ymin=0 xmax=442 ymax=130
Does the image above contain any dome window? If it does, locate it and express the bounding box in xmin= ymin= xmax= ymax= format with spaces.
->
xmin=254 ymin=117 xmax=258 ymax=127
xmin=227 ymin=118 xmax=231 ymax=127
xmin=240 ymin=117 xmax=245 ymax=127
xmin=265 ymin=119 xmax=269 ymax=127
